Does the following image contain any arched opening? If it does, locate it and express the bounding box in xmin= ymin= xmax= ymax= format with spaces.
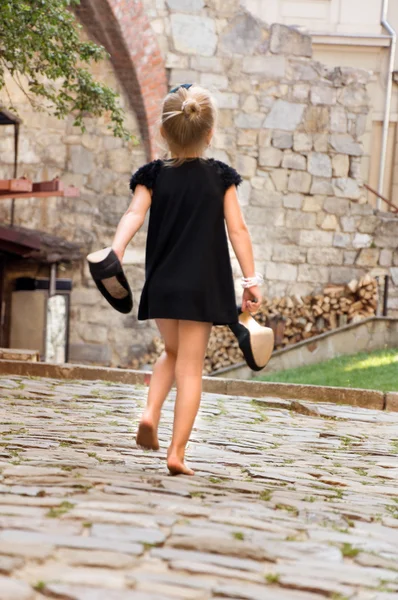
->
xmin=75 ymin=0 xmax=167 ymax=159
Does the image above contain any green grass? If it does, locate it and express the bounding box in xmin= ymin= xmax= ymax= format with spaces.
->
xmin=258 ymin=348 xmax=398 ymax=392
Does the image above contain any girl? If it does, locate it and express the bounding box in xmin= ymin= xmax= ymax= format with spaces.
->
xmin=111 ymin=84 xmax=262 ymax=476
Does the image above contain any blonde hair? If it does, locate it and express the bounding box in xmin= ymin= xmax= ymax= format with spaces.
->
xmin=161 ymin=85 xmax=217 ymax=161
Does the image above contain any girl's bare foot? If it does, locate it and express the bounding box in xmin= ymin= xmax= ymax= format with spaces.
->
xmin=167 ymin=448 xmax=194 ymax=476
xmin=136 ymin=419 xmax=159 ymax=451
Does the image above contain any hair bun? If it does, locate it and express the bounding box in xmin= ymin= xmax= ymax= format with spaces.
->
xmin=182 ymin=98 xmax=201 ymax=120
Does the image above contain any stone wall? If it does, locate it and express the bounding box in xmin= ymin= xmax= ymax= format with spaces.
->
xmin=1 ymin=0 xmax=398 ymax=368
xmin=143 ymin=0 xmax=398 ymax=312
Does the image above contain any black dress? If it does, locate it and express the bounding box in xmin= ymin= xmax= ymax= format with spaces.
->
xmin=130 ymin=158 xmax=242 ymax=325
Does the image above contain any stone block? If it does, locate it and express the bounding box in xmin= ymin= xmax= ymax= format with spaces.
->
xmin=251 ymin=190 xmax=282 ymax=208
xmin=333 ymin=178 xmax=361 ymax=200
xmin=169 ymin=68 xmax=199 ymax=86
xmin=242 ymin=56 xmax=286 ymax=78
xmin=310 ymin=178 xmax=334 ymax=196
xmin=349 ymin=158 xmax=362 ymax=181
xmin=286 ymin=210 xmax=316 ymax=229
xmin=235 ymin=113 xmax=264 ymax=129
xmin=282 ymin=151 xmax=306 ymax=171
xmin=350 ymin=202 xmax=374 ymax=216
xmin=272 ymin=131 xmax=293 ymax=149
xmin=166 ymin=53 xmax=189 ymax=69
xmin=323 ymin=197 xmax=349 ymax=216
xmin=330 ymin=134 xmax=363 ymax=156
xmin=339 ymin=86 xmax=369 ymax=109
xmin=332 ymin=154 xmax=350 ymax=178
xmin=330 ymin=266 xmax=362 ymax=284
xmin=290 ymin=60 xmax=318 ymax=81
xmin=356 ymin=248 xmax=380 ymax=267
xmin=200 ymin=73 xmax=228 ymax=90
xmin=344 ymin=250 xmax=357 ymax=265
xmin=107 ymin=148 xmax=133 ymax=174
xmin=264 ymin=100 xmax=306 ymax=131
xmin=167 ymin=0 xmax=204 ymax=11
xmin=341 ymin=216 xmax=358 ymax=232
xmin=259 ymin=147 xmax=283 ymax=168
xmin=320 ymin=214 xmax=338 ymax=231
xmin=238 ymin=180 xmax=251 ymax=206
xmin=236 ymin=154 xmax=257 ymax=177
xmin=307 ymin=247 xmax=343 ymax=266
xmin=333 ymin=233 xmax=352 ymax=249
xmin=270 ymin=169 xmax=288 ymax=191
xmin=300 ymin=230 xmax=334 ymax=247
xmin=391 ymin=267 xmax=398 ymax=286
xmin=282 ymin=193 xmax=304 ymax=209
xmin=313 ymin=133 xmax=329 ymax=152
xmin=272 ymin=244 xmax=306 ymax=264
xmin=266 ymin=262 xmax=298 ymax=281
xmin=358 ymin=216 xmax=378 ymax=234
xmin=68 ymin=146 xmax=94 ymax=175
xmin=71 ymin=288 xmax=101 ymax=306
xmin=242 ymin=95 xmax=259 ymax=113
xmin=307 ymin=152 xmax=332 ymax=178
xmin=293 ymin=132 xmax=312 ymax=152
xmin=330 ymin=107 xmax=347 ymax=133
xmin=219 ymin=12 xmax=263 ymax=55
xmin=171 ymin=14 xmax=217 ymax=56
xmin=190 ymin=55 xmax=223 ymax=72
xmin=353 ymin=233 xmax=372 ymax=249
xmin=304 ymin=106 xmax=329 ymax=133
xmin=288 ymin=171 xmax=312 ymax=193
xmin=302 ymin=195 xmax=324 ymax=212
xmin=292 ymin=84 xmax=310 ymax=102
xmin=237 ymin=130 xmax=258 ymax=146
xmin=298 ymin=264 xmax=329 ymax=283
xmin=379 ymin=249 xmax=393 ymax=267
xmin=269 ymin=23 xmax=312 ymax=57
xmin=385 ymin=393 xmax=398 ymax=412
xmin=310 ymin=86 xmax=337 ymax=106
xmin=69 ymin=343 xmax=111 ymax=366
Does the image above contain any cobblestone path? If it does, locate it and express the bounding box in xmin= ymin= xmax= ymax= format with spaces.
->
xmin=0 ymin=375 xmax=398 ymax=600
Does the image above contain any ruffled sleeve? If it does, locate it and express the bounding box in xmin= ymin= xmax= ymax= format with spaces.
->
xmin=130 ymin=159 xmax=163 ymax=193
xmin=211 ymin=159 xmax=243 ymax=192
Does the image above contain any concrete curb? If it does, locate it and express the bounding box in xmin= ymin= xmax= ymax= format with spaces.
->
xmin=0 ymin=359 xmax=395 ymax=412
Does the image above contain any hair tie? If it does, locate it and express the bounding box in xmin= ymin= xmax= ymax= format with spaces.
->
xmin=181 ymin=100 xmax=189 ymax=111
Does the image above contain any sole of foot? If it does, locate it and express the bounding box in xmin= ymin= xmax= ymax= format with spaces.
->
xmin=167 ymin=456 xmax=194 ymax=476
xmin=136 ymin=421 xmax=159 ymax=451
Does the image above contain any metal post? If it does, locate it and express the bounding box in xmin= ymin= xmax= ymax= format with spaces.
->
xmin=383 ymin=275 xmax=389 ymax=316
xmin=10 ymin=123 xmax=19 ymax=227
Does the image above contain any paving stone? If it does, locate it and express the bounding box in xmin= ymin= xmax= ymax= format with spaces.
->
xmin=0 ymin=576 xmax=34 ymax=600
xmin=0 ymin=555 xmax=25 ymax=575
xmin=1 ymin=375 xmax=398 ymax=598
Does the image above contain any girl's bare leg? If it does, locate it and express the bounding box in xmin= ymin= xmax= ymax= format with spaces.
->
xmin=167 ymin=320 xmax=212 ymax=476
xmin=136 ymin=319 xmax=178 ymax=450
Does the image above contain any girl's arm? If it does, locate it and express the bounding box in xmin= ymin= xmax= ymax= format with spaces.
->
xmin=224 ymin=185 xmax=262 ymax=312
xmin=112 ymin=184 xmax=152 ymax=262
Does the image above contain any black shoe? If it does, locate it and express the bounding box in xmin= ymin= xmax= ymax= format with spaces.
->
xmin=229 ymin=311 xmax=274 ymax=371
xmin=87 ymin=247 xmax=133 ymax=314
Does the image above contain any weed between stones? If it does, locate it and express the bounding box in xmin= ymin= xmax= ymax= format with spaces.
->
xmin=46 ymin=501 xmax=74 ymax=518
xmin=341 ymin=543 xmax=360 ymax=558
xmin=266 ymin=573 xmax=280 ymax=584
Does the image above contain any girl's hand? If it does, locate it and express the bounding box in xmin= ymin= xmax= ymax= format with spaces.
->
xmin=242 ymin=286 xmax=262 ymax=314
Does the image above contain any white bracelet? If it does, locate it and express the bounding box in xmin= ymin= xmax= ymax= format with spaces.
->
xmin=241 ymin=273 xmax=264 ymax=289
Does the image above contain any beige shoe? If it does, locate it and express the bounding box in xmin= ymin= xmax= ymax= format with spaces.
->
xmin=229 ymin=311 xmax=274 ymax=371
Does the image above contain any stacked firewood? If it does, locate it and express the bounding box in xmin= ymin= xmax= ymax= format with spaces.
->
xmin=130 ymin=275 xmax=378 ymax=373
